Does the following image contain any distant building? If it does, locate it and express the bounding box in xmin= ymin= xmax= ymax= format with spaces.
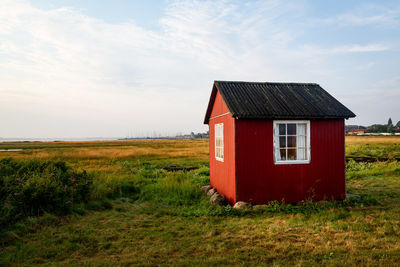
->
xmin=348 ymin=129 xmax=366 ymax=135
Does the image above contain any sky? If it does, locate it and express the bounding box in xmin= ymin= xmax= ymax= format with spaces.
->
xmin=0 ymin=0 xmax=399 ymax=138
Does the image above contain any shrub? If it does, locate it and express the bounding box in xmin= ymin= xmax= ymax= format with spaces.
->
xmin=0 ymin=158 xmax=92 ymax=227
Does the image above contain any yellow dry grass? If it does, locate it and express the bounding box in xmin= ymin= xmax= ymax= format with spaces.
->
xmin=0 ymin=139 xmax=209 ymax=161
xmin=346 ymin=135 xmax=400 ymax=144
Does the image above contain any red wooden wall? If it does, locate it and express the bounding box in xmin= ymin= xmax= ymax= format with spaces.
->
xmin=208 ymin=91 xmax=236 ymax=203
xmin=234 ymin=119 xmax=346 ymax=204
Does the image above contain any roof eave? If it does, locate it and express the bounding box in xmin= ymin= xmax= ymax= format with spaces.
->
xmin=203 ymin=83 xmax=218 ymax=124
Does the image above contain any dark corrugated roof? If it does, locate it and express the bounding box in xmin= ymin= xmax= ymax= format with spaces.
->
xmin=204 ymin=81 xmax=356 ymax=124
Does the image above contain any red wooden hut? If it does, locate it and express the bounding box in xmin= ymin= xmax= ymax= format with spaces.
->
xmin=204 ymin=81 xmax=356 ymax=205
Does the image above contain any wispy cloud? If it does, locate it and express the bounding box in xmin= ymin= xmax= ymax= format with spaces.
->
xmin=339 ymin=44 xmax=390 ymax=53
xmin=326 ymin=4 xmax=400 ymax=27
xmin=301 ymin=43 xmax=390 ymax=55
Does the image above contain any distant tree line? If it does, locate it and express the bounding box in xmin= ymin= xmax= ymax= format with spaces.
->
xmin=368 ymin=118 xmax=400 ymax=133
xmin=346 ymin=118 xmax=400 ymax=134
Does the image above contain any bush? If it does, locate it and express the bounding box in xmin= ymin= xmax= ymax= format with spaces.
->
xmin=0 ymin=158 xmax=93 ymax=227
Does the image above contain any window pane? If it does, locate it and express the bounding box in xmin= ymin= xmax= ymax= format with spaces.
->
xmin=275 ymin=149 xmax=281 ymax=161
xmin=298 ymin=148 xmax=306 ymax=160
xmin=297 ymin=123 xmax=306 ymax=135
xmin=279 ymin=136 xmax=286 ymax=148
xmin=287 ymin=136 xmax=297 ymax=147
xmin=279 ymin=124 xmax=286 ymax=135
xmin=297 ymin=135 xmax=305 ymax=147
xmin=287 ymin=148 xmax=297 ymax=160
xmin=287 ymin=124 xmax=296 ymax=135
xmin=280 ymin=149 xmax=286 ymax=160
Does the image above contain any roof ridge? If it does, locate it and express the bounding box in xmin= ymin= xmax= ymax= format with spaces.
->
xmin=214 ymin=80 xmax=320 ymax=86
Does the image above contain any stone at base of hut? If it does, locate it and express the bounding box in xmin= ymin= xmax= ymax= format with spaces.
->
xmin=207 ymin=188 xmax=217 ymax=196
xmin=201 ymin=185 xmax=212 ymax=194
xmin=233 ymin=201 xmax=252 ymax=210
xmin=210 ymin=193 xmax=226 ymax=206
xmin=346 ymin=193 xmax=361 ymax=199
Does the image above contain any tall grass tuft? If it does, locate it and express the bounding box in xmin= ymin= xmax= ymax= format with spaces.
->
xmin=140 ymin=171 xmax=204 ymax=206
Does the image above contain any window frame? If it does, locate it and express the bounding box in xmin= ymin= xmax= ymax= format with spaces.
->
xmin=273 ymin=120 xmax=311 ymax=165
xmin=215 ymin=123 xmax=224 ymax=162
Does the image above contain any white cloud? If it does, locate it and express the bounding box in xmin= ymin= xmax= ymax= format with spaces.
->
xmin=300 ymin=43 xmax=389 ymax=55
xmin=325 ymin=4 xmax=400 ymax=27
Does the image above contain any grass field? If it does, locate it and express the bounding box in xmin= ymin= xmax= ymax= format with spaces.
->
xmin=1 ymin=136 xmax=400 ymax=266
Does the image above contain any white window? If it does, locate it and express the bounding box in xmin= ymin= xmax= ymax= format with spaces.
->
xmin=273 ymin=120 xmax=310 ymax=164
xmin=215 ymin=123 xmax=224 ymax=161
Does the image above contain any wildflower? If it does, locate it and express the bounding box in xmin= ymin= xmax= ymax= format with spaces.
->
xmin=5 ymin=202 xmax=11 ymax=207
xmin=63 ymin=188 xmax=67 ymax=193
xmin=66 ymin=200 xmax=72 ymax=204
xmin=72 ymin=178 xmax=77 ymax=183
xmin=13 ymin=192 xmax=19 ymax=196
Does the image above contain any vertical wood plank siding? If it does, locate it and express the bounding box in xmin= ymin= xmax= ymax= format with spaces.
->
xmin=235 ymin=119 xmax=345 ymax=204
xmin=209 ymin=91 xmax=236 ymax=204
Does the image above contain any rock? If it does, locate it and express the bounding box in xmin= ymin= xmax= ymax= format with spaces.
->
xmin=233 ymin=201 xmax=252 ymax=210
xmin=207 ymin=188 xmax=217 ymax=197
xmin=253 ymin=204 xmax=268 ymax=210
xmin=201 ymin=185 xmax=212 ymax=194
xmin=210 ymin=193 xmax=226 ymax=206
xmin=346 ymin=193 xmax=361 ymax=199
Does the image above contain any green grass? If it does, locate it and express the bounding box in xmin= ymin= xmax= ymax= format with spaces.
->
xmin=1 ymin=137 xmax=400 ymax=266
xmin=346 ymin=136 xmax=400 ymax=159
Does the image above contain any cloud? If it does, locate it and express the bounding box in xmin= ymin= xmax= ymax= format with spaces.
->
xmin=326 ymin=4 xmax=400 ymax=27
xmin=337 ymin=44 xmax=390 ymax=53
xmin=300 ymin=43 xmax=389 ymax=56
